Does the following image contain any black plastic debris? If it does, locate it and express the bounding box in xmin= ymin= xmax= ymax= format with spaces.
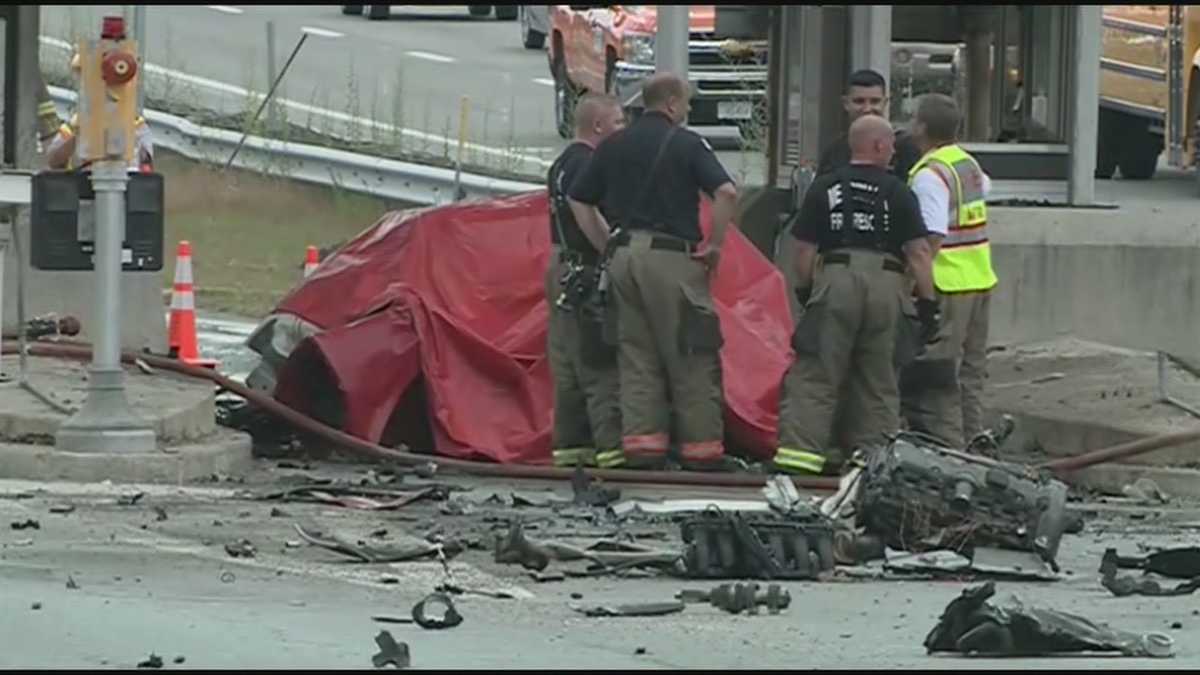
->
xmin=924 ymin=582 xmax=1174 ymax=657
xmin=136 ymin=653 xmax=163 ymax=669
xmin=49 ymin=504 xmax=75 ymax=515
xmin=1102 ymin=546 xmax=1200 ymax=580
xmin=1101 ymin=549 xmax=1200 ymax=597
xmin=31 ymin=602 xmax=41 ymax=611
xmin=411 ymin=593 xmax=463 ymax=630
xmin=173 ymin=656 xmax=185 ymax=665
xmin=371 ymin=631 xmax=411 ymax=669
xmin=10 ymin=519 xmax=40 ymax=531
xmin=153 ymin=507 xmax=168 ymax=522
xmin=66 ymin=576 xmax=79 ymax=590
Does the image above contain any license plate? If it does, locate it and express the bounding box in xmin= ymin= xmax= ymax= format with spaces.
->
xmin=718 ymin=101 xmax=753 ymax=120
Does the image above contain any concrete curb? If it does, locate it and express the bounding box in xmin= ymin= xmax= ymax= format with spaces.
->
xmin=0 ymin=431 xmax=252 ymax=485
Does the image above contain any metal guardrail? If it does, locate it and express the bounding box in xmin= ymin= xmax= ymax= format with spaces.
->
xmin=46 ymin=86 xmax=542 ymax=207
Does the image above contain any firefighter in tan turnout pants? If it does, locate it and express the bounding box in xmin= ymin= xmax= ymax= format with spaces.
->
xmin=901 ymin=94 xmax=997 ymax=449
xmin=774 ymin=115 xmax=940 ymax=476
xmin=569 ymin=73 xmax=739 ymax=470
xmin=545 ymin=94 xmax=627 ymax=469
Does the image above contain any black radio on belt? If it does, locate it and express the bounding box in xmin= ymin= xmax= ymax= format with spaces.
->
xmin=30 ymin=170 xmax=164 ymax=271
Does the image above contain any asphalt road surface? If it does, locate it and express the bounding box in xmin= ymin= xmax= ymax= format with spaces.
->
xmin=39 ymin=5 xmax=767 ymax=185
xmin=1 ymin=473 xmax=1196 ymax=669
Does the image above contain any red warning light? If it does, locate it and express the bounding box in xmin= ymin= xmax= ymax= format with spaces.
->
xmin=101 ymin=16 xmax=126 ymax=41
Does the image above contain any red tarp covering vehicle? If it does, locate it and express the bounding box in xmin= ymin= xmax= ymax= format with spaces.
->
xmin=269 ymin=191 xmax=795 ymax=464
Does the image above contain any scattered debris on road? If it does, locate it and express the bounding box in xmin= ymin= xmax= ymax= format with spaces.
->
xmin=372 ymin=615 xmax=415 ymax=625
xmin=136 ymin=653 xmax=164 ymax=669
xmin=31 ymin=602 xmax=41 ymax=610
xmin=269 ymin=507 xmax=288 ymax=518
xmin=172 ymin=656 xmax=185 ymax=665
xmin=572 ymin=601 xmax=685 ymax=618
xmin=12 ymin=538 xmax=34 ymax=547
xmin=219 ymin=571 xmax=236 ymax=584
xmin=1100 ymin=547 xmax=1200 ymax=596
xmin=117 ymin=492 xmax=146 ymax=506
xmin=411 ymin=592 xmax=463 ymax=630
xmin=680 ymin=506 xmax=834 ymax=579
xmin=66 ymin=575 xmax=79 ymax=590
xmin=49 ymin=503 xmax=75 ymax=515
xmin=677 ymin=583 xmax=791 ymax=615
xmin=294 ymin=523 xmax=460 ymax=563
xmin=153 ymin=507 xmax=168 ymax=522
xmin=529 ymin=570 xmax=565 ymax=583
xmin=1122 ymin=478 xmax=1170 ymax=505
xmin=224 ymin=539 xmax=257 ymax=559
xmin=925 ymin=582 xmax=1174 ymax=657
xmin=1102 ymin=546 xmax=1200 ymax=579
xmin=571 ymin=466 xmax=620 ymax=507
xmin=10 ymin=519 xmax=40 ymax=530
xmin=371 ymin=630 xmax=411 ymax=669
xmin=263 ymin=484 xmax=449 ymax=511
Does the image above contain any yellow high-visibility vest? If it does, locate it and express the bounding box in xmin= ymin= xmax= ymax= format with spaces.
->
xmin=908 ymin=144 xmax=998 ymax=293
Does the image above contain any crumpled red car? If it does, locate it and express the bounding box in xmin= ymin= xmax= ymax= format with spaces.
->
xmin=264 ymin=191 xmax=795 ymax=464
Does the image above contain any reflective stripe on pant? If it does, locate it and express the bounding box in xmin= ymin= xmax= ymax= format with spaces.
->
xmin=545 ymin=257 xmax=623 ymax=463
xmin=900 ymin=290 xmax=991 ymax=449
xmin=776 ymin=251 xmax=906 ymax=472
xmin=610 ymin=232 xmax=724 ymax=464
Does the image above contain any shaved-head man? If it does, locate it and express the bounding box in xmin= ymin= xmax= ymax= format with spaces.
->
xmin=544 ymin=93 xmax=626 ymax=470
xmin=772 ymin=114 xmax=939 ymax=477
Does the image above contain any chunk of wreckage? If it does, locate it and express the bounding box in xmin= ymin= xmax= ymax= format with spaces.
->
xmin=925 ymin=582 xmax=1174 ymax=658
xmin=825 ymin=432 xmax=1070 ymax=574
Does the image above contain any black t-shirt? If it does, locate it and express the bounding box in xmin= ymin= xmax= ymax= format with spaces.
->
xmin=568 ymin=111 xmax=733 ymax=242
xmin=548 ymin=141 xmax=599 ymax=262
xmin=790 ymin=164 xmax=928 ymax=259
xmin=817 ymin=129 xmax=923 ymax=182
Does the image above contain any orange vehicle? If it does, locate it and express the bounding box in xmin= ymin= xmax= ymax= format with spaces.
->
xmin=546 ymin=5 xmax=767 ymax=140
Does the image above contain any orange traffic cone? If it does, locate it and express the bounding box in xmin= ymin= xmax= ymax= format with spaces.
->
xmin=303 ymin=245 xmax=320 ymax=278
xmin=167 ymin=241 xmax=218 ymax=369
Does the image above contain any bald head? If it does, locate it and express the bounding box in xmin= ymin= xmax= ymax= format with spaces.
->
xmin=642 ymin=73 xmax=691 ymax=125
xmin=574 ymin=93 xmax=625 ymax=144
xmin=847 ymin=114 xmax=896 ymax=168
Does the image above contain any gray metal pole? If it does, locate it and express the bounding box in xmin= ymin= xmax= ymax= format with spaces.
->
xmin=655 ymin=5 xmax=689 ymax=80
xmin=55 ymin=162 xmax=156 ymax=453
xmin=1067 ymin=5 xmax=1100 ymax=206
xmin=134 ymin=5 xmax=146 ymax=115
xmin=266 ymin=20 xmax=279 ymax=131
xmin=848 ymin=6 xmax=892 ymax=86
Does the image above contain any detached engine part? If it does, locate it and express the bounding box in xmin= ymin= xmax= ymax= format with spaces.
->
xmin=857 ymin=434 xmax=1069 ymax=568
xmin=680 ymin=506 xmax=835 ymax=580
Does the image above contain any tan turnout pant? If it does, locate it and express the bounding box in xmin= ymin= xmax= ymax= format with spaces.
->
xmin=545 ymin=255 xmax=624 ymax=468
xmin=609 ymin=231 xmax=725 ymax=466
xmin=775 ymin=250 xmax=908 ymax=474
xmin=900 ymin=290 xmax=991 ymax=449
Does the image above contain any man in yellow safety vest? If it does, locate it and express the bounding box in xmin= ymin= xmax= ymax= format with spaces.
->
xmin=901 ymin=93 xmax=997 ymax=449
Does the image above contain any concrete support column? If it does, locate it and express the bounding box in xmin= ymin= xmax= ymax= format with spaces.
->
xmin=964 ymin=30 xmax=994 ymax=141
xmin=1068 ymin=5 xmax=1101 ymax=205
xmin=848 ymin=5 xmax=892 ymax=83
xmin=655 ymin=5 xmax=689 ymax=80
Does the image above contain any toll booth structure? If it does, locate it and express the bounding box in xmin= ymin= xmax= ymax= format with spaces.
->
xmin=747 ymin=5 xmax=1103 ymax=317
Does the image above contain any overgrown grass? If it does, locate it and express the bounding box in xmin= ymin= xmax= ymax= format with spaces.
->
xmin=159 ymin=150 xmax=398 ymax=318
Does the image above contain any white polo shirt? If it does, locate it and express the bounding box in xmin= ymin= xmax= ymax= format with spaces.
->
xmin=910 ymin=167 xmax=993 ymax=236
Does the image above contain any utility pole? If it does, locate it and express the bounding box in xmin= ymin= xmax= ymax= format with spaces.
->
xmin=56 ymin=16 xmax=156 ymax=454
xmin=655 ymin=5 xmax=689 ymax=81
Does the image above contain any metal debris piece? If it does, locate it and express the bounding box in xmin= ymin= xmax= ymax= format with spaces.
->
xmin=263 ymin=484 xmax=448 ymax=511
xmin=613 ymin=499 xmax=771 ymax=517
xmin=219 ymin=571 xmax=236 ymax=584
xmin=285 ymin=540 xmax=302 ymax=549
xmin=117 ymin=492 xmax=146 ymax=506
xmin=677 ymin=582 xmax=791 ymax=615
xmin=136 ymin=653 xmax=163 ymax=669
xmin=380 ymin=574 xmax=400 ymax=585
xmin=1100 ymin=548 xmax=1200 ymax=597
xmin=1031 ymin=372 xmax=1066 ymax=384
xmin=411 ymin=592 xmax=463 ymax=630
xmin=925 ymin=581 xmax=1175 ymax=658
xmin=571 ymin=466 xmax=620 ymax=507
xmin=372 ymin=630 xmax=411 ymax=669
xmin=134 ymin=359 xmax=155 ymax=375
xmin=172 ymin=657 xmax=185 ymax=665
xmin=224 ymin=539 xmax=257 ymax=559
xmin=858 ymin=434 xmax=1069 ymax=570
xmin=153 ymin=507 xmax=168 ymax=522
xmin=529 ymin=570 xmax=566 ymax=583
xmin=434 ymin=582 xmax=521 ymax=600
xmin=1122 ymin=478 xmax=1170 ymax=505
xmin=269 ymin=507 xmax=288 ymax=518
xmin=680 ymin=507 xmax=835 ymax=580
xmin=293 ymin=523 xmax=459 ymax=563
xmin=494 ymin=522 xmax=552 ymax=571
xmin=49 ymin=503 xmax=75 ymax=515
xmin=12 ymin=538 xmax=33 ymax=547
xmin=372 ymin=615 xmax=415 ymax=625
xmin=66 ymin=576 xmax=79 ymax=590
xmin=572 ymin=601 xmax=686 ymax=618
xmin=31 ymin=602 xmax=42 ymax=610
xmin=10 ymin=519 xmax=40 ymax=531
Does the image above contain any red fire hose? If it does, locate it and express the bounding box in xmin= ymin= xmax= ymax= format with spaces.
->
xmin=4 ymin=341 xmax=841 ymax=492
xmin=11 ymin=341 xmax=1190 ymax=490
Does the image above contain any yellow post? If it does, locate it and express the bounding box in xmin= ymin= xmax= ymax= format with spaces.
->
xmin=77 ymin=34 xmax=139 ymax=165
